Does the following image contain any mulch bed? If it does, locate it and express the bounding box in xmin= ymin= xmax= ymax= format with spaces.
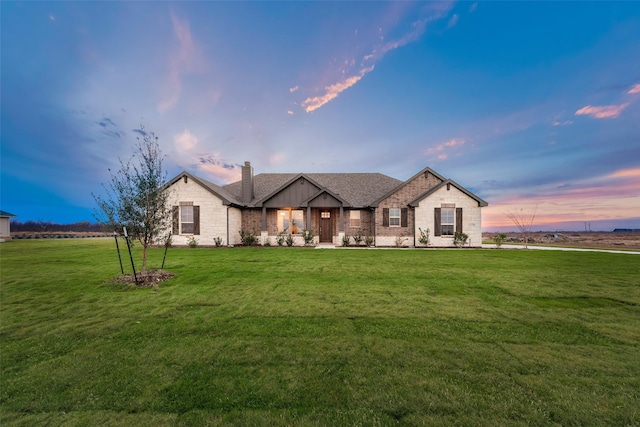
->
xmin=112 ymin=269 xmax=176 ymax=287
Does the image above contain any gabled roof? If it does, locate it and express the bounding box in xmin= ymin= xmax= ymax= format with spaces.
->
xmin=169 ymin=165 xmax=487 ymax=209
xmin=371 ymin=166 xmax=446 ymax=207
xmin=165 ymin=171 xmax=242 ymax=206
xmin=0 ymin=210 xmax=17 ymax=217
xmin=300 ymin=187 xmax=351 ymax=208
xmin=224 ymin=172 xmax=402 ymax=208
xmin=408 ymin=179 xmax=489 ymax=207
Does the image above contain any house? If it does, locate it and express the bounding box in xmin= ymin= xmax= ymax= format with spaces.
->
xmin=0 ymin=210 xmax=17 ymax=241
xmin=164 ymin=162 xmax=488 ymax=247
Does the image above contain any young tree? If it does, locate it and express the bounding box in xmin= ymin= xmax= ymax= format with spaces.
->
xmin=505 ymin=206 xmax=537 ymax=249
xmin=93 ymin=127 xmax=171 ymax=271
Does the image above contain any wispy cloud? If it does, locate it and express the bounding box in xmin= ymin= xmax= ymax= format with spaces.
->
xmin=575 ymin=103 xmax=629 ymax=119
xmin=628 ymin=83 xmax=640 ymax=94
xmin=196 ymin=155 xmax=240 ymax=183
xmin=289 ymin=86 xmax=299 ymax=93
xmin=608 ymin=167 xmax=640 ymax=179
xmin=302 ymin=65 xmax=374 ymax=113
xmin=301 ymin=2 xmax=453 ymax=113
xmin=447 ymin=14 xmax=459 ymax=28
xmin=424 ymin=138 xmax=466 ymax=160
xmin=158 ymin=12 xmax=205 ymax=113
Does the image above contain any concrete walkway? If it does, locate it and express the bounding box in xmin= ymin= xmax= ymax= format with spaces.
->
xmin=481 ymin=243 xmax=640 ymax=255
xmin=315 ymin=243 xmax=639 ymax=254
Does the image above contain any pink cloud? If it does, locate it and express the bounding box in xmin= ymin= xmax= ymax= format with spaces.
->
xmin=574 ymin=103 xmax=629 ymax=119
xmin=302 ymin=65 xmax=374 ymax=113
xmin=301 ymin=1 xmax=454 ymax=113
xmin=482 ymin=170 xmax=640 ymax=228
xmin=173 ymin=129 xmax=198 ymax=151
xmin=158 ymin=12 xmax=206 ymax=113
xmin=608 ymin=168 xmax=640 ymax=179
xmin=424 ymin=138 xmax=466 ymax=160
xmin=628 ymin=84 xmax=640 ymax=94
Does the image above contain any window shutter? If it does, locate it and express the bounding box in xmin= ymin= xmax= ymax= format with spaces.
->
xmin=456 ymin=208 xmax=463 ymax=234
xmin=401 ymin=208 xmax=408 ymax=227
xmin=434 ymin=208 xmax=441 ymax=236
xmin=193 ymin=206 xmax=200 ymax=235
xmin=382 ymin=208 xmax=389 ymax=227
xmin=172 ymin=206 xmax=179 ymax=234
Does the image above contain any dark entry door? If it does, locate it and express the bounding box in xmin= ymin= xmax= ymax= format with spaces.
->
xmin=320 ymin=211 xmax=332 ymax=243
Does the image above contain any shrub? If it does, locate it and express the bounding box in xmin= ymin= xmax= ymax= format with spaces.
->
xmin=302 ymin=229 xmax=315 ymax=245
xmin=285 ymin=233 xmax=295 ymax=247
xmin=353 ymin=230 xmax=363 ymax=246
xmin=187 ymin=236 xmax=198 ymax=248
xmin=342 ymin=234 xmax=351 ymax=247
xmin=394 ymin=236 xmax=407 ymax=248
xmin=213 ymin=237 xmax=223 ymax=247
xmin=493 ymin=233 xmax=507 ymax=248
xmin=239 ymin=229 xmax=258 ymax=246
xmin=276 ymin=229 xmax=287 ymax=246
xmin=418 ymin=227 xmax=430 ymax=246
xmin=364 ymin=236 xmax=374 ymax=247
xmin=454 ymin=231 xmax=469 ymax=247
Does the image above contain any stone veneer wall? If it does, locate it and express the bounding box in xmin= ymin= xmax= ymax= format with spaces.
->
xmin=166 ymin=178 xmax=242 ymax=246
xmin=414 ymin=185 xmax=482 ymax=247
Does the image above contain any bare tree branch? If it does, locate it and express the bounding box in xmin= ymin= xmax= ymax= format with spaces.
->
xmin=505 ymin=206 xmax=537 ymax=249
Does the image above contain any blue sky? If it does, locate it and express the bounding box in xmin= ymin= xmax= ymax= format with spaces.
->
xmin=1 ymin=1 xmax=639 ymax=231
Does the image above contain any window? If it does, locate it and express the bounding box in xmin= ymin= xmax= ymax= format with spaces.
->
xmin=441 ymin=207 xmax=454 ymax=236
xmin=349 ymin=210 xmax=361 ymax=227
xmin=434 ymin=205 xmax=461 ymax=237
xmin=321 ymin=211 xmax=330 ymax=219
xmin=173 ymin=203 xmax=200 ymax=235
xmin=389 ymin=208 xmax=401 ymax=227
xmin=278 ymin=209 xmax=304 ymax=233
xmin=383 ymin=208 xmax=407 ymax=227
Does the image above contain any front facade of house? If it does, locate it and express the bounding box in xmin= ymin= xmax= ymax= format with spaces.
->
xmin=0 ymin=210 xmax=17 ymax=241
xmin=165 ymin=162 xmax=487 ymax=247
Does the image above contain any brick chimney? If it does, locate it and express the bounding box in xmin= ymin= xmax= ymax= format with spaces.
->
xmin=241 ymin=161 xmax=254 ymax=204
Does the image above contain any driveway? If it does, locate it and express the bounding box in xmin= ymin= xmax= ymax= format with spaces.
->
xmin=481 ymin=244 xmax=640 ymax=255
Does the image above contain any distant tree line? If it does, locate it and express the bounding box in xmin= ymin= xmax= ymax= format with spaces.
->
xmin=10 ymin=220 xmax=105 ymax=233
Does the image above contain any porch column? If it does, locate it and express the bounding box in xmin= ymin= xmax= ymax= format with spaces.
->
xmin=339 ymin=206 xmax=344 ymax=232
xmin=306 ymin=206 xmax=311 ymax=230
xmin=261 ymin=207 xmax=267 ymax=232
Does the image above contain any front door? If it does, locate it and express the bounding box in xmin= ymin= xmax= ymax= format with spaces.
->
xmin=320 ymin=211 xmax=332 ymax=243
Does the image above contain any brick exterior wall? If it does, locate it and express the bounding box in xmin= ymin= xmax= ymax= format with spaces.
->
xmin=375 ymin=171 xmax=443 ymax=246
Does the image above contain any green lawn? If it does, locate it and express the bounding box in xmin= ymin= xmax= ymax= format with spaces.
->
xmin=1 ymin=239 xmax=639 ymax=426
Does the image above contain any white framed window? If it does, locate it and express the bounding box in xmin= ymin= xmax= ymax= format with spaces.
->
xmin=181 ymin=204 xmax=194 ymax=234
xmin=389 ymin=208 xmax=401 ymax=227
xmin=278 ymin=209 xmax=304 ymax=234
xmin=349 ymin=210 xmax=361 ymax=227
xmin=441 ymin=207 xmax=454 ymax=236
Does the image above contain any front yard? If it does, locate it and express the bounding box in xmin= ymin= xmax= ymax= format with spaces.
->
xmin=1 ymin=239 xmax=638 ymax=425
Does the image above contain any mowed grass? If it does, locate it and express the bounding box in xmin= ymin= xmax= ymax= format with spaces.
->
xmin=1 ymin=239 xmax=639 ymax=426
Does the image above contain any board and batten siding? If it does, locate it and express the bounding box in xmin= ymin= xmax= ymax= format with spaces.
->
xmin=414 ymin=185 xmax=483 ymax=247
xmin=166 ymin=178 xmax=242 ymax=246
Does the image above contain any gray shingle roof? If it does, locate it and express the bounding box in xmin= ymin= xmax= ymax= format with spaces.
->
xmin=224 ymin=173 xmax=402 ymax=207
